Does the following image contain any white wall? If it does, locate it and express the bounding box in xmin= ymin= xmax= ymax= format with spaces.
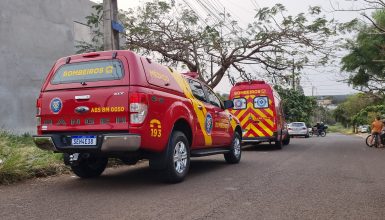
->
xmin=0 ymin=0 xmax=95 ymax=133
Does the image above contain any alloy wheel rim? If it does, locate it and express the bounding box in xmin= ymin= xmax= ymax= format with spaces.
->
xmin=173 ymin=141 xmax=188 ymax=174
xmin=233 ymin=137 xmax=241 ymax=157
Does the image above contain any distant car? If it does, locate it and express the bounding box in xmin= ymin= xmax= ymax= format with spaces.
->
xmin=360 ymin=125 xmax=369 ymax=133
xmin=288 ymin=122 xmax=309 ymax=138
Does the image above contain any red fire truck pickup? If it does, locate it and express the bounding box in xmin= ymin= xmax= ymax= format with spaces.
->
xmin=33 ymin=50 xmax=242 ymax=182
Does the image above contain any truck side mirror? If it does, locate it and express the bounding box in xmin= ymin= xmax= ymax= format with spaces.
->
xmin=223 ymin=100 xmax=234 ymax=109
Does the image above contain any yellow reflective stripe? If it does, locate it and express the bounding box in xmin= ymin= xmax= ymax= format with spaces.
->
xmin=265 ymin=108 xmax=274 ymax=117
xmin=225 ymin=110 xmax=238 ymax=130
xmin=257 ymin=121 xmax=274 ymax=136
xmin=254 ymin=110 xmax=274 ymax=127
xmin=240 ymin=113 xmax=250 ymax=127
xmin=168 ymin=70 xmax=212 ymax=145
xmin=249 ymin=124 xmax=265 ymax=137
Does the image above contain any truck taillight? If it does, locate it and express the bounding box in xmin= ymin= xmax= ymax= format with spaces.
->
xmin=36 ymin=98 xmax=42 ymax=126
xmin=129 ymin=93 xmax=148 ymax=125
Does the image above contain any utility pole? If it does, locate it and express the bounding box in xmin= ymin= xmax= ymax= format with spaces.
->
xmin=103 ymin=0 xmax=119 ymax=50
xmin=292 ymin=59 xmax=295 ymax=91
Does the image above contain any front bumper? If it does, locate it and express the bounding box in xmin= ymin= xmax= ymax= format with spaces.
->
xmin=33 ymin=133 xmax=141 ymax=153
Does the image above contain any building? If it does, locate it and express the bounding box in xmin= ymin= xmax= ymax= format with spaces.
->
xmin=0 ymin=0 xmax=95 ymax=133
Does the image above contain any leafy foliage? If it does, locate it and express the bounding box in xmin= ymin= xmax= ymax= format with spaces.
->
xmin=333 ymin=93 xmax=380 ymax=127
xmin=340 ymin=7 xmax=385 ymax=95
xmin=274 ymin=86 xmax=317 ymax=125
xmin=81 ymin=1 xmax=337 ymax=89
xmin=352 ymin=105 xmax=385 ymax=125
xmin=75 ymin=4 xmax=105 ymax=53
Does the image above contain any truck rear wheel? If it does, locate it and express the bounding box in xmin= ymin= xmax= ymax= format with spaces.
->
xmin=274 ymin=134 xmax=283 ymax=150
xmin=70 ymin=154 xmax=108 ymax=178
xmin=162 ymin=131 xmax=190 ymax=183
xmin=224 ymin=132 xmax=241 ymax=164
xmin=283 ymin=135 xmax=290 ymax=145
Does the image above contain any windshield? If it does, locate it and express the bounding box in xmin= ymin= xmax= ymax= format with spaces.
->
xmin=291 ymin=122 xmax=305 ymax=127
xmin=51 ymin=60 xmax=124 ymax=84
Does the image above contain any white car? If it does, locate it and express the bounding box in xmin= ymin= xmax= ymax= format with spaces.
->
xmin=360 ymin=125 xmax=369 ymax=133
xmin=288 ymin=122 xmax=309 ymax=138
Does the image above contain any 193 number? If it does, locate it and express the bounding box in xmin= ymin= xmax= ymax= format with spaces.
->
xmin=150 ymin=128 xmax=161 ymax=138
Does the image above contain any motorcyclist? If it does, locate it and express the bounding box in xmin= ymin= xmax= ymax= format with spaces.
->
xmin=314 ymin=122 xmax=325 ymax=136
xmin=371 ymin=116 xmax=383 ymax=147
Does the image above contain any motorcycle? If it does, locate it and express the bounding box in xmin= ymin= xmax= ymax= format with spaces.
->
xmin=309 ymin=126 xmax=327 ymax=137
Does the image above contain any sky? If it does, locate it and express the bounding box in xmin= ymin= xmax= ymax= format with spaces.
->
xmin=91 ymin=0 xmax=367 ymax=96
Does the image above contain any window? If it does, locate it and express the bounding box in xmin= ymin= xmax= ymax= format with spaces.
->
xmin=51 ymin=60 xmax=124 ymax=84
xmin=233 ymin=98 xmax=247 ymax=110
xmin=291 ymin=122 xmax=306 ymax=127
xmin=187 ymin=79 xmax=206 ymax=102
xmin=253 ymin=96 xmax=269 ymax=109
xmin=204 ymin=86 xmax=222 ymax=108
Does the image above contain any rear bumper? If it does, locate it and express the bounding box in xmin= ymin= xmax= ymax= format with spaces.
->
xmin=288 ymin=131 xmax=308 ymax=136
xmin=33 ymin=133 xmax=141 ymax=153
xmin=242 ymin=136 xmax=276 ymax=143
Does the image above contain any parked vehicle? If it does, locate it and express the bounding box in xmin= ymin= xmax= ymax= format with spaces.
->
xmin=33 ymin=50 xmax=243 ymax=183
xmin=359 ymin=125 xmax=369 ymax=133
xmin=229 ymin=80 xmax=290 ymax=149
xmin=288 ymin=122 xmax=309 ymax=138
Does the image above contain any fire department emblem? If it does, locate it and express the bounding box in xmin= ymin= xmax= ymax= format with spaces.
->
xmin=50 ymin=97 xmax=62 ymax=114
xmin=205 ymin=113 xmax=213 ymax=135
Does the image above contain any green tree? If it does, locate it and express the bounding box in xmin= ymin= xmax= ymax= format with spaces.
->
xmin=75 ymin=4 xmax=104 ymax=53
xmin=80 ymin=1 xmax=337 ymax=89
xmin=274 ymin=86 xmax=317 ymax=125
xmin=333 ymin=93 xmax=380 ymax=128
xmin=340 ymin=9 xmax=385 ymax=95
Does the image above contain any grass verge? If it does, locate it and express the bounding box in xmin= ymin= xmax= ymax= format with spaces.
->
xmin=0 ymin=131 xmax=67 ymax=185
xmin=327 ymin=123 xmax=354 ymax=135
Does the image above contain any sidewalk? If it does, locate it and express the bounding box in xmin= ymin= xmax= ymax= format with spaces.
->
xmin=354 ymin=132 xmax=369 ymax=139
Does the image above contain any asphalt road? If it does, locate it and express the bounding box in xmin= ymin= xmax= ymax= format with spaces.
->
xmin=1 ymin=133 xmax=385 ymax=220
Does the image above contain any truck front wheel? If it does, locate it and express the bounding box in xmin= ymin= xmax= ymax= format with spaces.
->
xmin=70 ymin=154 xmax=108 ymax=178
xmin=224 ymin=132 xmax=242 ymax=164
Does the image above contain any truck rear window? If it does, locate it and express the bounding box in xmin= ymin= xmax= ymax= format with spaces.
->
xmin=51 ymin=60 xmax=124 ymax=84
xmin=233 ymin=98 xmax=247 ymax=110
xmin=253 ymin=96 xmax=269 ymax=109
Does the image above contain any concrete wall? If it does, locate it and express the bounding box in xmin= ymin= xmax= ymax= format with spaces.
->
xmin=0 ymin=0 xmax=95 ymax=134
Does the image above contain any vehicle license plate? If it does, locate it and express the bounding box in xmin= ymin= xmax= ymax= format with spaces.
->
xmin=71 ymin=136 xmax=97 ymax=146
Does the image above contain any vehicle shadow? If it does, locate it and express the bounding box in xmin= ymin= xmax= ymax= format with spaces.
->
xmin=61 ymin=158 xmax=230 ymax=190
xmin=242 ymin=143 xmax=281 ymax=152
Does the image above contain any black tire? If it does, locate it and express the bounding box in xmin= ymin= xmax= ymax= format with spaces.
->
xmin=365 ymin=135 xmax=373 ymax=147
xmin=71 ymin=155 xmax=108 ymax=178
xmin=320 ymin=131 xmax=326 ymax=137
xmin=224 ymin=132 xmax=242 ymax=164
xmin=309 ymin=131 xmax=313 ymax=137
xmin=373 ymin=134 xmax=380 ymax=148
xmin=305 ymin=134 xmax=309 ymax=138
xmin=283 ymin=135 xmax=290 ymax=145
xmin=162 ymin=131 xmax=190 ymax=183
xmin=274 ymin=133 xmax=283 ymax=150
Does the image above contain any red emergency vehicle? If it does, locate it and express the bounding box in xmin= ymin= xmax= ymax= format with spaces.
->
xmin=229 ymin=80 xmax=290 ymax=148
xmin=33 ymin=50 xmax=242 ymax=182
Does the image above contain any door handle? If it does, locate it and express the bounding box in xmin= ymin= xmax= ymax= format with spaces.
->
xmin=197 ymin=105 xmax=203 ymax=110
xmin=75 ymin=95 xmax=90 ymax=100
